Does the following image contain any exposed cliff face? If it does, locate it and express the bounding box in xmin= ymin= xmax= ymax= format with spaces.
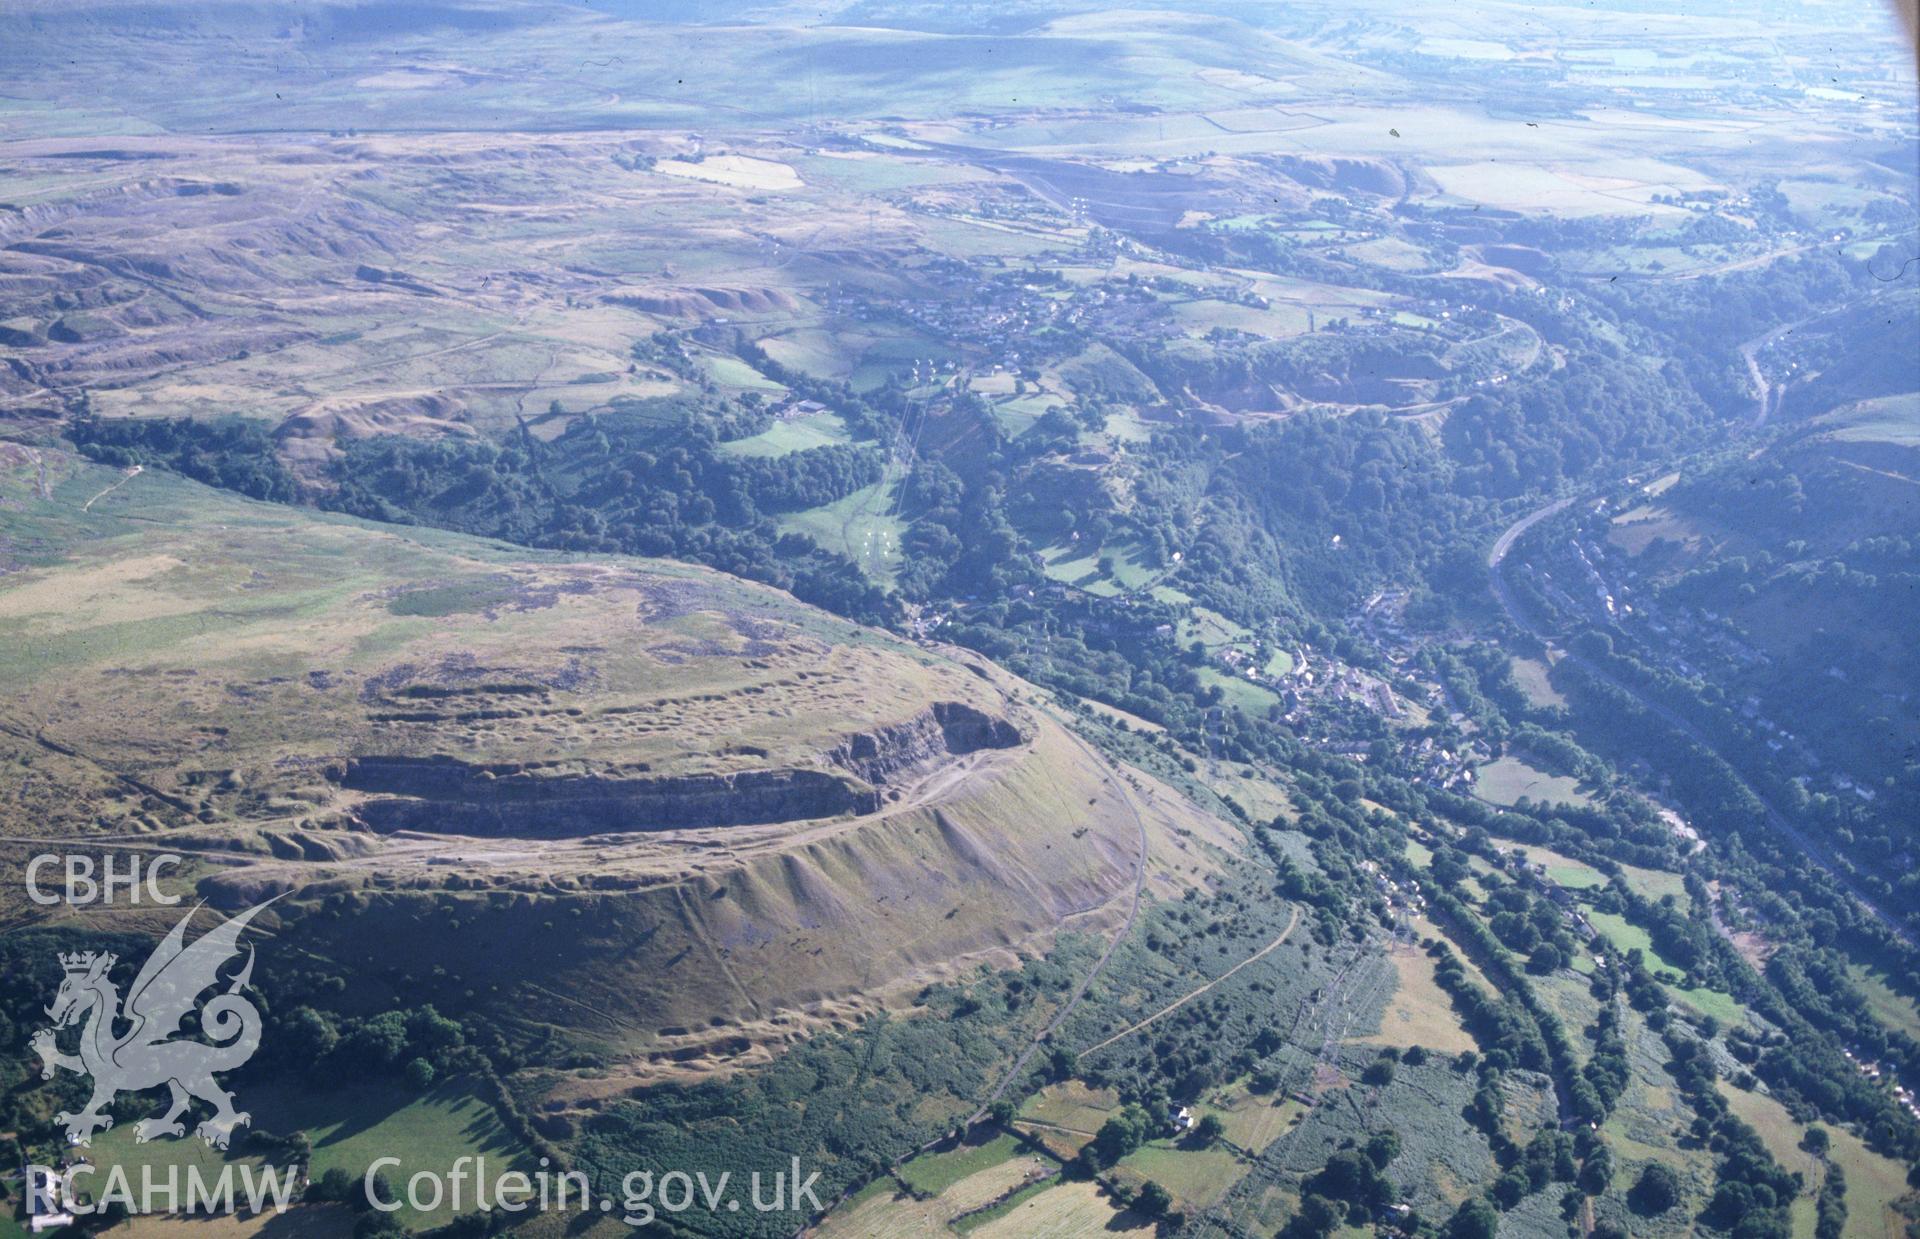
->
xmin=342 ymin=757 xmax=879 ymax=835
xmin=829 ymin=701 xmax=1025 ymax=785
xmin=339 ymin=701 xmax=1024 ymax=836
xmin=235 ymin=715 xmax=1241 ymax=1090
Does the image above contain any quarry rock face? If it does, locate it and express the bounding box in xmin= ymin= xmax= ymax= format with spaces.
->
xmin=339 ymin=702 xmax=1024 ymax=835
xmin=829 ymin=701 xmax=1026 ymax=785
xmin=342 ymin=756 xmax=880 ymax=834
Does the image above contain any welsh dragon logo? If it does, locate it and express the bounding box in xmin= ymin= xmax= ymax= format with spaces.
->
xmin=31 ymin=901 xmax=272 ymax=1150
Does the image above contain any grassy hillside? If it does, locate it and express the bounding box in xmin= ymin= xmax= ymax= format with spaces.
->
xmin=0 ymin=441 xmax=1236 ymax=1096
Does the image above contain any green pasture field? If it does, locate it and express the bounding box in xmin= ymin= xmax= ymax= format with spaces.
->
xmin=793 ymin=152 xmax=987 ymax=192
xmin=962 ymin=1178 xmax=1152 ymax=1238
xmin=1715 ymin=1088 xmax=1825 ymax=1239
xmin=1586 ymin=911 xmax=1745 ymax=1025
xmin=896 ymin=1130 xmax=1025 ymax=1197
xmin=1038 ymin=540 xmax=1158 ymax=596
xmin=1178 ymin=606 xmax=1252 ymax=650
xmin=1827 ymin=1121 xmax=1914 ymax=1239
xmin=1103 ymin=407 xmax=1158 ymax=443
xmin=73 ymin=1128 xmax=273 ymax=1210
xmin=252 ymin=1079 xmax=534 ymax=1227
xmin=1508 ymin=655 xmax=1568 ymax=708
xmin=776 ymin=478 xmax=907 ymax=586
xmin=950 ymin=1175 xmax=1055 ymax=1234
xmin=1473 ymin=756 xmax=1593 ymax=808
xmin=1113 ymin=1140 xmax=1248 ymax=1210
xmin=1198 ymin=667 xmax=1281 ymax=713
xmin=1819 ymin=392 xmax=1920 ymax=447
xmin=1848 ymin=964 xmax=1920 ymax=1042
xmin=1342 ymin=237 xmax=1434 ymax=271
xmin=1355 ymin=941 xmax=1480 ymax=1054
xmin=988 ymin=394 xmax=1056 ymax=439
xmin=1170 ymin=298 xmax=1315 ymax=338
xmin=718 ymin=411 xmax=851 ymax=457
xmin=1194 ymin=1078 xmax=1307 ymax=1154
xmin=1507 ymin=841 xmax=1608 ymax=889
xmin=1019 ymin=1082 xmax=1120 ymax=1136
xmin=818 ymin=1148 xmax=1056 ymax=1238
xmin=755 ymin=328 xmax=855 ymax=380
xmin=1616 ymin=861 xmax=1689 ymax=903
xmin=72 ymin=1079 xmax=529 ymax=1229
xmin=702 ymin=353 xmax=788 ymax=392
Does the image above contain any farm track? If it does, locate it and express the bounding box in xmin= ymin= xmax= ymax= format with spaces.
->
xmin=1181 ymin=941 xmax=1395 ymax=1239
xmin=1078 ymin=905 xmax=1300 ymax=1057
xmin=968 ymin=731 xmax=1151 ymax=1118
xmin=80 ymin=463 xmax=140 ymax=510
xmin=798 ymin=730 xmax=1149 ymax=1236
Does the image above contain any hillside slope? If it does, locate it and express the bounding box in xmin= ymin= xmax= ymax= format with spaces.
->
xmin=0 ymin=444 xmax=1239 ymax=1086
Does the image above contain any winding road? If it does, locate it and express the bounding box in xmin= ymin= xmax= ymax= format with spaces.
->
xmin=1737 ymin=317 xmax=1811 ymax=430
xmin=1486 ymin=490 xmax=1913 ymax=950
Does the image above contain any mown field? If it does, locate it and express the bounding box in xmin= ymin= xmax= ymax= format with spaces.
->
xmin=1474 ymin=755 xmax=1594 ymax=808
xmin=72 ymin=1079 xmax=529 ymax=1229
xmin=1584 ymin=910 xmax=1745 ymax=1024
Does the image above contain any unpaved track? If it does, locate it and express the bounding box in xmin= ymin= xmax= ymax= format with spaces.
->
xmin=966 ymin=731 xmax=1151 ymax=1119
xmin=81 ymin=465 xmax=140 ymax=510
xmin=799 ymin=731 xmax=1151 ymax=1235
xmin=1079 ymin=905 xmax=1300 ymax=1056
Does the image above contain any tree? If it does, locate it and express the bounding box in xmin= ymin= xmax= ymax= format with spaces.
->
xmin=355 ymin=1170 xmax=396 ymax=1215
xmin=987 ymin=1099 xmax=1016 ymax=1127
xmin=1311 ymin=1150 xmax=1374 ymax=1202
xmin=308 ymin=1168 xmax=357 ymax=1203
xmin=354 ymin=1213 xmax=403 ymax=1239
xmin=1135 ymin=1181 xmax=1173 ymax=1218
xmin=1446 ymin=1196 xmax=1500 ymax=1239
xmin=1579 ymin=1144 xmax=1615 ymax=1195
xmin=1361 ymin=1057 xmax=1396 ymax=1086
xmin=90 ymin=1199 xmax=132 ymax=1228
xmin=1194 ymin=1113 xmax=1225 ymax=1146
xmin=1282 ymin=1194 xmax=1343 ymax=1239
xmin=1629 ymin=1163 xmax=1682 ymax=1215
xmin=341 ymin=1011 xmax=409 ymax=1069
xmin=282 ymin=1006 xmax=339 ymax=1066
xmin=404 ymin=1006 xmax=465 ymax=1060
xmin=1091 ymin=1105 xmax=1150 ymax=1168
xmin=1308 ymin=1148 xmax=1395 ymax=1213
xmin=1365 ymin=1130 xmax=1403 ymax=1169
xmin=404 ymin=1056 xmax=437 ymax=1090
